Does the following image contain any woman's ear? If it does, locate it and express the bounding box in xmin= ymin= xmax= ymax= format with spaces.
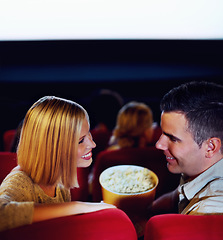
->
xmin=205 ymin=138 xmax=222 ymax=158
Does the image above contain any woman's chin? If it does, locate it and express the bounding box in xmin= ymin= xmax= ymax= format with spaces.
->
xmin=77 ymin=158 xmax=93 ymax=168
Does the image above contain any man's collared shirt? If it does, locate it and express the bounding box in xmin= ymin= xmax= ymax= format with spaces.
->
xmin=178 ymin=158 xmax=223 ymax=215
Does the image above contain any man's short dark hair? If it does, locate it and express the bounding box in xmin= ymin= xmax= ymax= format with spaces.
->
xmin=160 ymin=81 xmax=223 ymax=149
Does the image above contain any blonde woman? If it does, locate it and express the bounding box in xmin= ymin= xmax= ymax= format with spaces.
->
xmin=109 ymin=101 xmax=155 ymax=149
xmin=0 ymin=96 xmax=115 ymax=231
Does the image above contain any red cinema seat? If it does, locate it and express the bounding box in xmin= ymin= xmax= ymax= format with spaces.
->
xmin=144 ymin=214 xmax=223 ymax=240
xmin=3 ymin=130 xmax=16 ymax=152
xmin=0 ymin=208 xmax=137 ymax=240
xmin=70 ymin=167 xmax=90 ymax=201
xmin=0 ymin=152 xmax=17 ymax=183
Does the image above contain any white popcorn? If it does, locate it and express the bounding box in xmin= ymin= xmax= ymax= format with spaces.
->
xmin=100 ymin=166 xmax=155 ymax=194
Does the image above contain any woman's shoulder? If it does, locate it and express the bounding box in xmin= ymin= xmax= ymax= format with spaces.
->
xmin=1 ymin=169 xmax=34 ymax=193
xmin=3 ymin=169 xmax=31 ymax=183
xmin=0 ymin=169 xmax=35 ymax=201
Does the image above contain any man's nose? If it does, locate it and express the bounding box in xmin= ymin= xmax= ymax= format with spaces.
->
xmin=155 ymin=134 xmax=167 ymax=150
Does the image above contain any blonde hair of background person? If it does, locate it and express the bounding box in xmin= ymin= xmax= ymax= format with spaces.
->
xmin=109 ymin=101 xmax=154 ymax=149
xmin=0 ymin=96 xmax=115 ymax=231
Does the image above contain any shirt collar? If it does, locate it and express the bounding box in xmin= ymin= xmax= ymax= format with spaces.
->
xmin=180 ymin=158 xmax=223 ymax=200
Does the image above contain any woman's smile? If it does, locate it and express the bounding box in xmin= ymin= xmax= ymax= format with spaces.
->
xmin=81 ymin=151 xmax=92 ymax=160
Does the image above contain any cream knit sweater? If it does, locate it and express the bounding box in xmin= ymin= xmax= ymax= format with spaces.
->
xmin=0 ymin=171 xmax=71 ymax=231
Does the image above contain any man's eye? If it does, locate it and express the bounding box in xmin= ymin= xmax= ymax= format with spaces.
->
xmin=79 ymin=138 xmax=85 ymax=144
xmin=170 ymin=136 xmax=179 ymax=142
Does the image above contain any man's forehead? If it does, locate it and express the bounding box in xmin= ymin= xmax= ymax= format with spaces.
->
xmin=161 ymin=111 xmax=189 ymax=132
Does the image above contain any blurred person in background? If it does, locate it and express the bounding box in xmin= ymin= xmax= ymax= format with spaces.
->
xmin=108 ymin=101 xmax=155 ymax=150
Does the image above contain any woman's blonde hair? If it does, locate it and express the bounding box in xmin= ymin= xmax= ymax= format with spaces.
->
xmin=17 ymin=96 xmax=88 ymax=188
xmin=111 ymin=101 xmax=153 ymax=148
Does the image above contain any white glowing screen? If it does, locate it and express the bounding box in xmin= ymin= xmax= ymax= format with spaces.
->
xmin=0 ymin=0 xmax=222 ymax=40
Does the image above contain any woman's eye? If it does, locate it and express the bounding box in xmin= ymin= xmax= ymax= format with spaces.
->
xmin=79 ymin=138 xmax=85 ymax=144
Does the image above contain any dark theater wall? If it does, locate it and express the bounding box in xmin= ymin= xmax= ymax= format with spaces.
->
xmin=0 ymin=40 xmax=223 ymax=150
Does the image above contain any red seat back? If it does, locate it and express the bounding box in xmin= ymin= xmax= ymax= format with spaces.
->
xmin=70 ymin=167 xmax=90 ymax=201
xmin=0 ymin=152 xmax=17 ymax=183
xmin=144 ymin=214 xmax=223 ymax=240
xmin=3 ymin=130 xmax=16 ymax=152
xmin=0 ymin=208 xmax=137 ymax=240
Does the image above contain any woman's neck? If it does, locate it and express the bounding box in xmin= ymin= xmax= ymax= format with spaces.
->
xmin=39 ymin=184 xmax=56 ymax=197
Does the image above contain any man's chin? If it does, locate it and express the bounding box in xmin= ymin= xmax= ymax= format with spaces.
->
xmin=167 ymin=163 xmax=181 ymax=174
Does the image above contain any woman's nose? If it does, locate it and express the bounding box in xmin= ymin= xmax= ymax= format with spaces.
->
xmin=88 ymin=133 xmax=96 ymax=148
xmin=91 ymin=139 xmax=96 ymax=148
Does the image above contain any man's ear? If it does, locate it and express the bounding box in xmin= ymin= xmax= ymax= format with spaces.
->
xmin=205 ymin=138 xmax=221 ymax=158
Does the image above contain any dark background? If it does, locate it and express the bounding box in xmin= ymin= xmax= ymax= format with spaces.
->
xmin=0 ymin=39 xmax=223 ymax=150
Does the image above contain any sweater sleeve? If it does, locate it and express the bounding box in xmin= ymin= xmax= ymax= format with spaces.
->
xmin=0 ymin=171 xmax=35 ymax=231
xmin=0 ymin=200 xmax=34 ymax=231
